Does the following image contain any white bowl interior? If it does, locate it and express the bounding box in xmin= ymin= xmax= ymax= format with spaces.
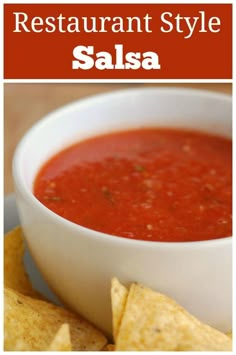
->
xmin=15 ymin=88 xmax=232 ymax=192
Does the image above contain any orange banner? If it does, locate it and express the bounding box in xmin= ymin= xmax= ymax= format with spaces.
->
xmin=4 ymin=3 xmax=232 ymax=79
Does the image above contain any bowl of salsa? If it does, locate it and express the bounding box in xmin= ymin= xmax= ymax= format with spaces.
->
xmin=13 ymin=87 xmax=232 ymax=335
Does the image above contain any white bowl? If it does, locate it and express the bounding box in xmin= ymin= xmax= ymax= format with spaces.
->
xmin=13 ymin=88 xmax=232 ymax=335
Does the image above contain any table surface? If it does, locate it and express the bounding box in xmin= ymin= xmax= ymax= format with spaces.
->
xmin=4 ymin=83 xmax=232 ymax=194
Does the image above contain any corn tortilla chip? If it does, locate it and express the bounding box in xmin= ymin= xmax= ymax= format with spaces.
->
xmin=47 ymin=324 xmax=71 ymax=351
xmin=4 ymin=227 xmax=41 ymax=298
xmin=111 ymin=278 xmax=128 ymax=340
xmin=103 ymin=344 xmax=115 ymax=351
xmin=4 ymin=287 xmax=107 ymax=351
xmin=4 ymin=328 xmax=28 ymax=351
xmin=115 ymin=282 xmax=232 ymax=351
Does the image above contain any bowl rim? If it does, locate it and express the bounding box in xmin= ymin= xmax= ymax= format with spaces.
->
xmin=13 ymin=86 xmax=232 ymax=249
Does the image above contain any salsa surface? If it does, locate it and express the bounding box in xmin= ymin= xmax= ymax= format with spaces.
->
xmin=34 ymin=129 xmax=232 ymax=242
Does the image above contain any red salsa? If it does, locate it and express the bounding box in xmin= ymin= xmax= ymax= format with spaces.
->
xmin=34 ymin=129 xmax=232 ymax=242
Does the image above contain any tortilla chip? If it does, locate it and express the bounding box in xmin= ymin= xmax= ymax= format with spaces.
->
xmin=47 ymin=324 xmax=71 ymax=351
xmin=4 ymin=287 xmax=107 ymax=351
xmin=4 ymin=327 xmax=28 ymax=351
xmin=103 ymin=344 xmax=115 ymax=351
xmin=111 ymin=278 xmax=128 ymax=340
xmin=115 ymin=282 xmax=232 ymax=351
xmin=4 ymin=227 xmax=41 ymax=298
